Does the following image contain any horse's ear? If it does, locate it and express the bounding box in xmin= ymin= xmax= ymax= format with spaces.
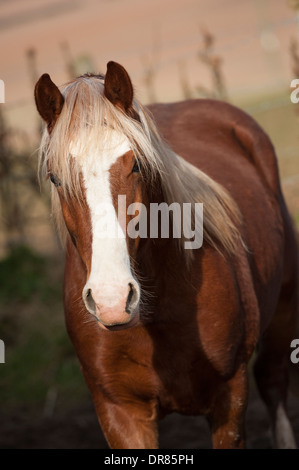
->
xmin=104 ymin=61 xmax=133 ymax=112
xmin=34 ymin=73 xmax=64 ymax=131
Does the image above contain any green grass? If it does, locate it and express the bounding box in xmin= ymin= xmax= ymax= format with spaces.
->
xmin=0 ymin=245 xmax=48 ymax=302
xmin=0 ymin=246 xmax=88 ymax=411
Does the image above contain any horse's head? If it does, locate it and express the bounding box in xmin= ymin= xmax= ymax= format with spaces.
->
xmin=34 ymin=62 xmax=151 ymax=330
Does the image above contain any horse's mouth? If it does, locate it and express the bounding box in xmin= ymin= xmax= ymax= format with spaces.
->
xmin=96 ymin=311 xmax=140 ymax=331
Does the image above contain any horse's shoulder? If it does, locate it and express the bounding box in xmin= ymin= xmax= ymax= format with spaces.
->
xmin=191 ymin=246 xmax=257 ymax=377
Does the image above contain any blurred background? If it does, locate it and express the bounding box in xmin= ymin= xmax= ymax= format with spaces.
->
xmin=0 ymin=0 xmax=298 ymax=448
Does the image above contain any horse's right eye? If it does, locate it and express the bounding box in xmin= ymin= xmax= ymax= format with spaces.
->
xmin=132 ymin=159 xmax=142 ymax=174
xmin=49 ymin=173 xmax=61 ymax=187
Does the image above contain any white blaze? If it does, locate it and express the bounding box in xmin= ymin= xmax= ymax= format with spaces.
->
xmin=70 ymin=131 xmax=135 ymax=309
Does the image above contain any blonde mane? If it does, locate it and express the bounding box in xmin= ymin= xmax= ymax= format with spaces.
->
xmin=39 ymin=74 xmax=243 ymax=262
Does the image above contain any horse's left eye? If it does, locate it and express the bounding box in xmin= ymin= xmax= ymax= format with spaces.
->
xmin=132 ymin=159 xmax=141 ymax=173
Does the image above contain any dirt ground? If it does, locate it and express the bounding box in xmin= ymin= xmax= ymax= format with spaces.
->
xmin=1 ymin=383 xmax=298 ymax=449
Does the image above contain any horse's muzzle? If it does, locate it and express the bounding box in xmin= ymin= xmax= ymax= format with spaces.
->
xmin=82 ymin=280 xmax=140 ymax=329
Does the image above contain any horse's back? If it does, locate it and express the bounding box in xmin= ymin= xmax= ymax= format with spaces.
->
xmin=148 ymin=99 xmax=280 ymax=195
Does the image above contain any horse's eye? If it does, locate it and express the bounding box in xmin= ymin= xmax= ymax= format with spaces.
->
xmin=132 ymin=159 xmax=141 ymax=173
xmin=49 ymin=173 xmax=61 ymax=187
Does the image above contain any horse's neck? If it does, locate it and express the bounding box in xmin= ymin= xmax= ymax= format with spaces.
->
xmin=136 ymin=180 xmax=187 ymax=306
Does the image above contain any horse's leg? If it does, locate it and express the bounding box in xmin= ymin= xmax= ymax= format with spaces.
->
xmin=82 ymin=368 xmax=159 ymax=449
xmin=208 ymin=363 xmax=249 ymax=449
xmin=253 ymin=290 xmax=297 ymax=449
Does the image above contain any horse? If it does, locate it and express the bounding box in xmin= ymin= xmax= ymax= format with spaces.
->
xmin=34 ymin=61 xmax=298 ymax=449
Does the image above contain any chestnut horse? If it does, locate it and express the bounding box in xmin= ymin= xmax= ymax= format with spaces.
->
xmin=35 ymin=61 xmax=298 ymax=449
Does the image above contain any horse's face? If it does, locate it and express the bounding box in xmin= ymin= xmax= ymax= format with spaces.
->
xmin=35 ymin=63 xmax=147 ymax=330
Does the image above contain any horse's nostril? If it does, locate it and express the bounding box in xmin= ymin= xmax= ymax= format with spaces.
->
xmin=125 ymin=283 xmax=137 ymax=314
xmin=85 ymin=287 xmax=96 ymax=313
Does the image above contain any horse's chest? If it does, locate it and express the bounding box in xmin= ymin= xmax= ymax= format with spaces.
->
xmin=154 ymin=352 xmax=216 ymax=416
xmin=105 ymin=332 xmax=216 ymax=416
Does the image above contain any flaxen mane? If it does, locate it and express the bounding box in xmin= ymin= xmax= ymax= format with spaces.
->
xmin=38 ymin=74 xmax=243 ymax=261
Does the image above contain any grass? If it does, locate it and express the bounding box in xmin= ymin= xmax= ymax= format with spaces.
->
xmin=0 ymin=245 xmax=88 ymax=413
xmin=0 ymin=245 xmax=48 ymax=303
